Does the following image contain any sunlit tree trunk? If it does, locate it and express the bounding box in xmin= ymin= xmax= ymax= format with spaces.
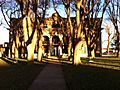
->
xmin=37 ymin=0 xmax=47 ymax=61
xmin=15 ymin=0 xmax=39 ymax=61
xmin=23 ymin=17 xmax=28 ymax=41
xmin=67 ymin=6 xmax=73 ymax=60
xmin=27 ymin=10 xmax=37 ymax=61
xmin=68 ymin=39 xmax=72 ymax=60
xmin=74 ymin=0 xmax=82 ymax=65
xmin=14 ymin=46 xmax=18 ymax=58
xmin=27 ymin=10 xmax=33 ymax=61
xmin=27 ymin=36 xmax=37 ymax=61
xmin=74 ymin=41 xmax=82 ymax=65
xmin=91 ymin=48 xmax=95 ymax=58
xmin=27 ymin=39 xmax=37 ymax=61
xmin=37 ymin=36 xmax=43 ymax=62
xmin=107 ymin=34 xmax=110 ymax=55
xmin=22 ymin=9 xmax=36 ymax=61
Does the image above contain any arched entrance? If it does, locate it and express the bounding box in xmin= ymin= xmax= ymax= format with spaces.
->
xmin=43 ymin=36 xmax=49 ymax=57
xmin=51 ymin=36 xmax=62 ymax=56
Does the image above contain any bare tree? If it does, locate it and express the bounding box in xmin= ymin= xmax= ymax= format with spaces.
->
xmin=79 ymin=0 xmax=110 ymax=58
xmin=15 ymin=0 xmax=50 ymax=61
xmin=107 ymin=0 xmax=120 ymax=57
xmin=0 ymin=0 xmax=21 ymax=59
xmin=15 ymin=0 xmax=36 ymax=61
xmin=103 ymin=22 xmax=114 ymax=55
xmin=37 ymin=0 xmax=50 ymax=62
xmin=73 ymin=0 xmax=109 ymax=65
xmin=61 ymin=0 xmax=74 ymax=61
xmin=0 ymin=0 xmax=5 ymax=7
xmin=51 ymin=0 xmax=109 ymax=65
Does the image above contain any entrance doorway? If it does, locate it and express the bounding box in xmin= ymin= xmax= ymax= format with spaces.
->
xmin=51 ymin=36 xmax=62 ymax=56
xmin=51 ymin=46 xmax=58 ymax=56
xmin=51 ymin=45 xmax=62 ymax=57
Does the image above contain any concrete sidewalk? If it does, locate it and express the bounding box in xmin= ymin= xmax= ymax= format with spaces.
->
xmin=28 ymin=63 xmax=66 ymax=90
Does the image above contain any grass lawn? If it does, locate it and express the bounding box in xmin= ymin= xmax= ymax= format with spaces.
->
xmin=0 ymin=58 xmax=45 ymax=90
xmin=62 ymin=64 xmax=120 ymax=90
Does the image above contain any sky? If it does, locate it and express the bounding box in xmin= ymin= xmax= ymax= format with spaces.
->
xmin=0 ymin=11 xmax=9 ymax=44
xmin=0 ymin=1 xmax=117 ymax=49
xmin=101 ymin=21 xmax=115 ymax=48
xmin=0 ymin=2 xmax=69 ymax=44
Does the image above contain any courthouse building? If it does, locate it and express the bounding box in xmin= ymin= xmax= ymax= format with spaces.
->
xmin=9 ymin=13 xmax=101 ymax=58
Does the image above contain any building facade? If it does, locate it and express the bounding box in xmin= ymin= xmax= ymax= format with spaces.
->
xmin=9 ymin=13 xmax=101 ymax=59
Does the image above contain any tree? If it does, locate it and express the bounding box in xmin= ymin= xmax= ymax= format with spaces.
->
xmin=15 ymin=0 xmax=37 ymax=61
xmin=73 ymin=0 xmax=82 ymax=65
xmin=107 ymin=0 xmax=120 ymax=57
xmin=52 ymin=0 xmax=84 ymax=64
xmin=51 ymin=0 xmax=109 ymax=65
xmin=0 ymin=0 xmax=4 ymax=26
xmin=15 ymin=0 xmax=50 ymax=61
xmin=83 ymin=0 xmax=109 ymax=57
xmin=0 ymin=0 xmax=21 ymax=59
xmin=37 ymin=0 xmax=50 ymax=62
xmin=74 ymin=0 xmax=109 ymax=64
xmin=61 ymin=0 xmax=74 ymax=60
xmin=111 ymin=32 xmax=118 ymax=54
xmin=103 ymin=22 xmax=114 ymax=55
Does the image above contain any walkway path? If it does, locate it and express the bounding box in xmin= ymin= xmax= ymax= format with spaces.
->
xmin=28 ymin=63 xmax=66 ymax=90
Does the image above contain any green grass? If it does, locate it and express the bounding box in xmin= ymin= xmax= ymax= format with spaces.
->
xmin=62 ymin=64 xmax=120 ymax=90
xmin=0 ymin=58 xmax=45 ymax=90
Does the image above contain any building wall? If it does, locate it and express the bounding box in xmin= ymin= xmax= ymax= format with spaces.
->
xmin=9 ymin=13 xmax=102 ymax=58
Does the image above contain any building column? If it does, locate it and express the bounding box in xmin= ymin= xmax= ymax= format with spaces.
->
xmin=58 ymin=34 xmax=63 ymax=57
xmin=48 ymin=36 xmax=52 ymax=57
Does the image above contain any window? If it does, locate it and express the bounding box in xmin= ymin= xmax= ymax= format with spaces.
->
xmin=52 ymin=36 xmax=60 ymax=44
xmin=52 ymin=23 xmax=60 ymax=28
xmin=43 ymin=36 xmax=49 ymax=45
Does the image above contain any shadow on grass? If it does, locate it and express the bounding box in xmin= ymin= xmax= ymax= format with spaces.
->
xmin=62 ymin=64 xmax=120 ymax=90
xmin=0 ymin=57 xmax=46 ymax=90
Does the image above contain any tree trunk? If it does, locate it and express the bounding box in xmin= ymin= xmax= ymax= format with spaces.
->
xmin=117 ymin=30 xmax=120 ymax=58
xmin=12 ymin=42 xmax=19 ymax=59
xmin=117 ymin=32 xmax=120 ymax=58
xmin=14 ymin=46 xmax=18 ymax=59
xmin=91 ymin=49 xmax=95 ymax=58
xmin=37 ymin=37 xmax=44 ymax=62
xmin=88 ymin=47 xmax=91 ymax=57
xmin=68 ymin=6 xmax=73 ymax=61
xmin=14 ymin=30 xmax=19 ymax=59
xmin=76 ymin=1 xmax=81 ymax=39
xmin=68 ymin=38 xmax=72 ymax=60
xmin=17 ymin=0 xmax=39 ymax=60
xmin=23 ymin=7 xmax=37 ymax=61
xmin=23 ymin=17 xmax=28 ymax=42
xmin=74 ymin=0 xmax=82 ymax=65
xmin=107 ymin=34 xmax=110 ymax=55
xmin=62 ymin=0 xmax=73 ymax=60
xmin=27 ymin=45 xmax=34 ymax=61
xmin=27 ymin=29 xmax=37 ymax=61
xmin=74 ymin=41 xmax=82 ymax=65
